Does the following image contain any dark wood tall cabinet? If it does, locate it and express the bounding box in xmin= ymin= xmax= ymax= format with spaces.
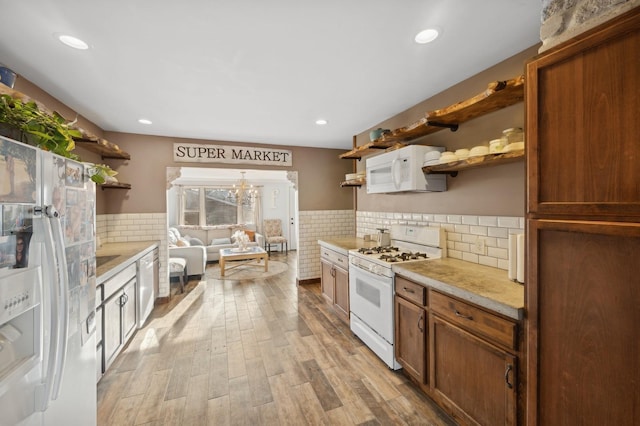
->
xmin=525 ymin=8 xmax=640 ymax=426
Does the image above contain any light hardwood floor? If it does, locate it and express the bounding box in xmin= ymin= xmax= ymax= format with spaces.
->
xmin=97 ymin=252 xmax=456 ymax=425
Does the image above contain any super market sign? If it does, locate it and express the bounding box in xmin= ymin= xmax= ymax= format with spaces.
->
xmin=173 ymin=143 xmax=292 ymax=166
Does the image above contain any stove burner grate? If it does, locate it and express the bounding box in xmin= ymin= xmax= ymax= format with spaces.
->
xmin=377 ymin=252 xmax=429 ymax=263
xmin=358 ymin=246 xmax=398 ymax=255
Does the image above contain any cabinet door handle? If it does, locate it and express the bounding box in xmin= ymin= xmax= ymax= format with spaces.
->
xmin=118 ymin=294 xmax=126 ymax=307
xmin=417 ymin=312 xmax=424 ymax=333
xmin=454 ymin=310 xmax=473 ymax=320
xmin=403 ymin=287 xmax=415 ymax=293
xmin=505 ymin=364 xmax=513 ymax=389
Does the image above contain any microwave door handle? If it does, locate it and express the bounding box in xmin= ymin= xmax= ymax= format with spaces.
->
xmin=391 ymin=158 xmax=401 ymax=189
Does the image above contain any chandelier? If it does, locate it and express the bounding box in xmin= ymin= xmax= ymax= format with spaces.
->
xmin=230 ymin=171 xmax=258 ymax=206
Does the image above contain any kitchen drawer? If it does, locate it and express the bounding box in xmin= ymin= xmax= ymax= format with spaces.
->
xmin=430 ymin=290 xmax=516 ymax=350
xmin=395 ymin=275 xmax=426 ymax=306
xmin=320 ymin=247 xmax=348 ymax=269
xmin=104 ymin=263 xmax=136 ymax=300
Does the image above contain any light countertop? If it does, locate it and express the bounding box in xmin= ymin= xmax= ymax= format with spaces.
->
xmin=96 ymin=241 xmax=159 ymax=283
xmin=392 ymin=258 xmax=524 ymax=320
xmin=318 ymin=238 xmax=524 ymax=320
xmin=318 ymin=237 xmax=376 ymax=255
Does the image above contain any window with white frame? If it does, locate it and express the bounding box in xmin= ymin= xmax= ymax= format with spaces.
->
xmin=179 ymin=186 xmax=258 ymax=226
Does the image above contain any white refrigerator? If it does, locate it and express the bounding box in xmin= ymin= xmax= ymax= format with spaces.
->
xmin=0 ymin=136 xmax=97 ymax=425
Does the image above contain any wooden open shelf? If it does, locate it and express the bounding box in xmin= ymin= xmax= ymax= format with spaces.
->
xmin=340 ymin=75 xmax=525 ymax=160
xmin=339 ymin=142 xmax=406 ymax=160
xmin=100 ymin=182 xmax=132 ymax=190
xmin=422 ymin=149 xmax=524 ymax=176
xmin=75 ymin=138 xmax=130 ymax=160
xmin=340 ymin=179 xmax=365 ymax=187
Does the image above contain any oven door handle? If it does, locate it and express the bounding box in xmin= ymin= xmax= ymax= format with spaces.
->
xmin=350 ymin=262 xmax=387 ymax=279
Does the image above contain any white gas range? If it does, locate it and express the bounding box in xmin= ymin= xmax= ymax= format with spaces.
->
xmin=348 ymin=224 xmax=446 ymax=369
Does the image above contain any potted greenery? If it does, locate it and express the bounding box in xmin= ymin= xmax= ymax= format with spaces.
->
xmin=86 ymin=163 xmax=118 ymax=184
xmin=0 ymin=93 xmax=117 ymax=184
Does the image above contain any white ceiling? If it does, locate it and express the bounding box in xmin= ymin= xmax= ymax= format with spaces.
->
xmin=0 ymin=1 xmax=541 ymax=150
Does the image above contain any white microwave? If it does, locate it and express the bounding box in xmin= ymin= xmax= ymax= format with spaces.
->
xmin=366 ymin=145 xmax=446 ymax=194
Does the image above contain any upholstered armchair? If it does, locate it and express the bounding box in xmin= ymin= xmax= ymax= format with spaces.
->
xmin=263 ymin=219 xmax=288 ymax=254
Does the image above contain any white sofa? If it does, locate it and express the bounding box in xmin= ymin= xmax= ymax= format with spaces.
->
xmin=168 ymin=228 xmax=207 ymax=278
xmin=173 ymin=225 xmax=265 ymax=262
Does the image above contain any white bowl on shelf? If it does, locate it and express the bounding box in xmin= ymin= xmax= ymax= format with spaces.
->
xmin=454 ymin=148 xmax=470 ymax=159
xmin=345 ymin=173 xmax=358 ymax=181
xmin=469 ymin=145 xmax=490 ymax=157
xmin=504 ymin=142 xmax=525 ymax=152
xmin=489 ymin=139 xmax=504 ymax=154
xmin=424 ymin=150 xmax=442 ymax=162
xmin=439 ymin=152 xmax=458 ymax=164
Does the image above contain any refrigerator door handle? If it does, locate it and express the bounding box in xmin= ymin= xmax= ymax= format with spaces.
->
xmin=36 ymin=212 xmax=62 ymax=410
xmin=45 ymin=211 xmax=69 ymax=400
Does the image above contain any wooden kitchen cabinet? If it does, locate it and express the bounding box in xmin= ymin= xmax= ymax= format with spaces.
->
xmin=333 ymin=265 xmax=349 ymax=320
xmin=320 ymin=259 xmax=335 ymax=302
xmin=320 ymin=246 xmax=350 ymax=324
xmin=430 ymin=290 xmax=518 ymax=426
xmin=431 ymin=316 xmax=516 ymax=426
xmin=395 ymin=275 xmax=427 ymax=384
xmin=525 ymin=8 xmax=640 ymax=426
xmin=393 ymin=276 xmax=520 ymax=425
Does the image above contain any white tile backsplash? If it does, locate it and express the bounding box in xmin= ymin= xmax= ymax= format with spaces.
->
xmin=97 ymin=213 xmax=168 ymax=296
xmin=498 ymin=216 xmax=521 ymax=228
xmin=357 ymin=211 xmax=524 ymax=271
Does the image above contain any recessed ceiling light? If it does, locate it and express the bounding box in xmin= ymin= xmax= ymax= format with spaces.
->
xmin=415 ymin=28 xmax=440 ymax=44
xmin=315 ymin=119 xmax=328 ymax=125
xmin=138 ymin=118 xmax=152 ymax=125
xmin=58 ymin=34 xmax=89 ymax=50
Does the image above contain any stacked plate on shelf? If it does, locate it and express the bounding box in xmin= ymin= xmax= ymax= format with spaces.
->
xmin=423 ymin=150 xmax=442 ymax=166
xmin=438 ymin=151 xmax=458 ymax=164
xmin=345 ymin=171 xmax=366 ymax=181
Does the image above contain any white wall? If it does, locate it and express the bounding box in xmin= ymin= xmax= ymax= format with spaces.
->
xmin=260 ymin=182 xmax=294 ymax=248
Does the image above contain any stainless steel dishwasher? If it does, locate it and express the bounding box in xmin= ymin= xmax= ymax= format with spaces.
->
xmin=137 ymin=249 xmax=158 ymax=328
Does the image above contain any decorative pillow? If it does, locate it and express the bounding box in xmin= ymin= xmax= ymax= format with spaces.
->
xmin=176 ymin=238 xmax=190 ymax=247
xmin=244 ymin=230 xmax=256 ymax=242
xmin=189 ymin=237 xmax=204 ymax=246
xmin=211 ymin=237 xmax=232 ymax=245
xmin=168 ymin=227 xmax=180 ymax=245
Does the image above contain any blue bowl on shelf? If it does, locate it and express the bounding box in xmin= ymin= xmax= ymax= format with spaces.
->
xmin=369 ymin=128 xmax=391 ymax=141
xmin=0 ymin=66 xmax=17 ymax=88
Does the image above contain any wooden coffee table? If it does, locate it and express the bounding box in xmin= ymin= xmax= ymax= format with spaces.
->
xmin=219 ymin=246 xmax=268 ymax=277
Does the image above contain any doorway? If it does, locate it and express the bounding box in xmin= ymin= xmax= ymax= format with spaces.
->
xmin=166 ymin=166 xmax=299 ymax=249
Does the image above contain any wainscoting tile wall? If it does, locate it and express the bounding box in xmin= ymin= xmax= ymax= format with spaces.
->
xmin=97 ymin=213 xmax=169 ymax=296
xmin=98 ymin=209 xmax=522 ymax=290
xmin=298 ymin=210 xmax=355 ymax=281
